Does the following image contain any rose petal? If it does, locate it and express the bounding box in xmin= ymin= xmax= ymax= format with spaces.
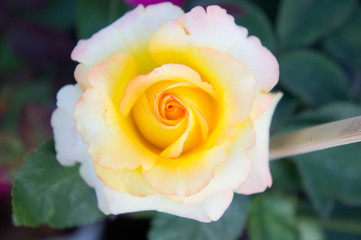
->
xmin=74 ymin=53 xmax=157 ymax=171
xmin=236 ymin=92 xmax=283 ymax=194
xmin=51 ymin=84 xmax=88 ymax=166
xmin=143 ymin=144 xmax=227 ymax=197
xmin=119 ymin=63 xmax=217 ymax=116
xmin=168 ymin=119 xmax=255 ymax=204
xmin=103 ymin=186 xmax=234 ymax=222
xmin=150 ymin=5 xmax=278 ymax=91
xmin=94 ymin=163 xmax=156 ymax=197
xmin=71 ymin=3 xmax=184 ymax=74
xmin=79 ymin=158 xmax=111 ymax=214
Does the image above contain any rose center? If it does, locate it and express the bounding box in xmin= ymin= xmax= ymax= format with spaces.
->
xmin=164 ymin=99 xmax=185 ymax=120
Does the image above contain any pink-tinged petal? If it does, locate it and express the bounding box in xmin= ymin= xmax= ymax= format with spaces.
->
xmin=74 ymin=64 xmax=91 ymax=90
xmin=236 ymin=92 xmax=283 ymax=194
xmin=103 ymin=187 xmax=234 ymax=222
xmin=74 ymin=53 xmax=158 ymax=171
xmin=229 ymin=36 xmax=279 ymax=92
xmin=143 ymin=144 xmax=227 ymax=197
xmin=51 ymin=84 xmax=88 ymax=166
xmin=168 ymin=119 xmax=254 ymax=204
xmin=71 ymin=3 xmax=183 ymax=73
xmin=150 ymin=5 xmax=278 ymax=91
xmin=250 ymin=92 xmax=273 ymax=121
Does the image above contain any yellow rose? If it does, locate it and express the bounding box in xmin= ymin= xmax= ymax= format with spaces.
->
xmin=51 ymin=3 xmax=281 ymax=222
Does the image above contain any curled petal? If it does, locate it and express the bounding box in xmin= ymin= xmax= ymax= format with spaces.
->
xmin=150 ymin=5 xmax=278 ymax=91
xmin=94 ymin=163 xmax=156 ymax=197
xmin=103 ymin=186 xmax=234 ymax=222
xmin=143 ymin=144 xmax=228 ymax=197
xmin=119 ymin=63 xmax=217 ymax=116
xmin=74 ymin=53 xmax=157 ymax=171
xmin=51 ymin=84 xmax=88 ymax=166
xmin=168 ymin=119 xmax=255 ymax=204
xmin=236 ymin=92 xmax=283 ymax=194
xmin=72 ymin=3 xmax=184 ymax=73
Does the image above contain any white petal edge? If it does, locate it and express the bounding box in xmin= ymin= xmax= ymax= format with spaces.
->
xmin=80 ymin=159 xmax=111 ymax=214
xmin=51 ymin=84 xmax=88 ymax=166
xmin=235 ymin=92 xmax=283 ymax=194
xmin=150 ymin=5 xmax=278 ymax=91
xmin=71 ymin=3 xmax=184 ymax=67
xmin=102 ymin=187 xmax=234 ymax=222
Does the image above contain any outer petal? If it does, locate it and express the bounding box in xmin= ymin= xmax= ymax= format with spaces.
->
xmin=71 ymin=3 xmax=184 ymax=74
xmin=94 ymin=163 xmax=156 ymax=197
xmin=103 ymin=186 xmax=234 ymax=222
xmin=236 ymin=92 xmax=283 ymax=194
xmin=74 ymin=53 xmax=158 ymax=171
xmin=79 ymin=159 xmax=111 ymax=214
xmin=143 ymin=144 xmax=228 ymax=197
xmin=168 ymin=119 xmax=255 ymax=204
xmin=150 ymin=5 xmax=278 ymax=91
xmin=50 ymin=84 xmax=88 ymax=166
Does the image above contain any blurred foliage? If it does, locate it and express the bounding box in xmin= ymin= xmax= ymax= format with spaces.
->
xmin=2 ymin=0 xmax=361 ymax=239
xmin=12 ymin=140 xmax=105 ymax=228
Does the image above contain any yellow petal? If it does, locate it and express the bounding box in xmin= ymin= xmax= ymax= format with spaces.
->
xmin=119 ymin=63 xmax=217 ymax=116
xmin=143 ymin=144 xmax=228 ymax=197
xmin=74 ymin=53 xmax=158 ymax=171
xmin=150 ymin=45 xmax=256 ymax=147
xmin=94 ymin=163 xmax=156 ymax=197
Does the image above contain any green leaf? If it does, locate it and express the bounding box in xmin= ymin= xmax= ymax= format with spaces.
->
xmin=249 ymin=194 xmax=298 ymax=240
xmin=298 ymin=219 xmax=325 ymax=240
xmin=323 ymin=7 xmax=361 ymax=70
xmin=291 ymin=103 xmax=361 ymax=217
xmin=277 ymin=0 xmax=357 ymax=48
xmin=270 ymin=159 xmax=302 ymax=193
xmin=76 ymin=0 xmax=128 ymax=39
xmin=148 ymin=195 xmax=250 ymax=240
xmin=295 ymin=142 xmax=361 ymax=217
xmin=279 ymin=50 xmax=349 ymax=106
xmin=12 ymin=140 xmax=105 ymax=228
xmin=190 ymin=0 xmax=276 ymax=52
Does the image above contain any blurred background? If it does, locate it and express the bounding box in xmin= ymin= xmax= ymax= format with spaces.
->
xmin=1 ymin=0 xmax=361 ymax=239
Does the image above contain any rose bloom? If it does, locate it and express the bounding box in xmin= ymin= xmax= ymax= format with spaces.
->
xmin=51 ymin=3 xmax=281 ymax=222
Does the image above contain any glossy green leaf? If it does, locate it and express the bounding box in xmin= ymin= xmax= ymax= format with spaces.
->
xmin=148 ymin=195 xmax=249 ymax=240
xmin=12 ymin=140 xmax=105 ymax=228
xmin=249 ymin=194 xmax=298 ymax=240
xmin=323 ymin=7 xmax=361 ymax=70
xmin=279 ymin=50 xmax=349 ymax=106
xmin=277 ymin=0 xmax=357 ymax=48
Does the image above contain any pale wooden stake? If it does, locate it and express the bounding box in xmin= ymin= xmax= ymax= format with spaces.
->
xmin=269 ymin=116 xmax=361 ymax=160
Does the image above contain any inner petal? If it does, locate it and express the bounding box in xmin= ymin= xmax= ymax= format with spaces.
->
xmin=164 ymin=98 xmax=186 ymax=120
